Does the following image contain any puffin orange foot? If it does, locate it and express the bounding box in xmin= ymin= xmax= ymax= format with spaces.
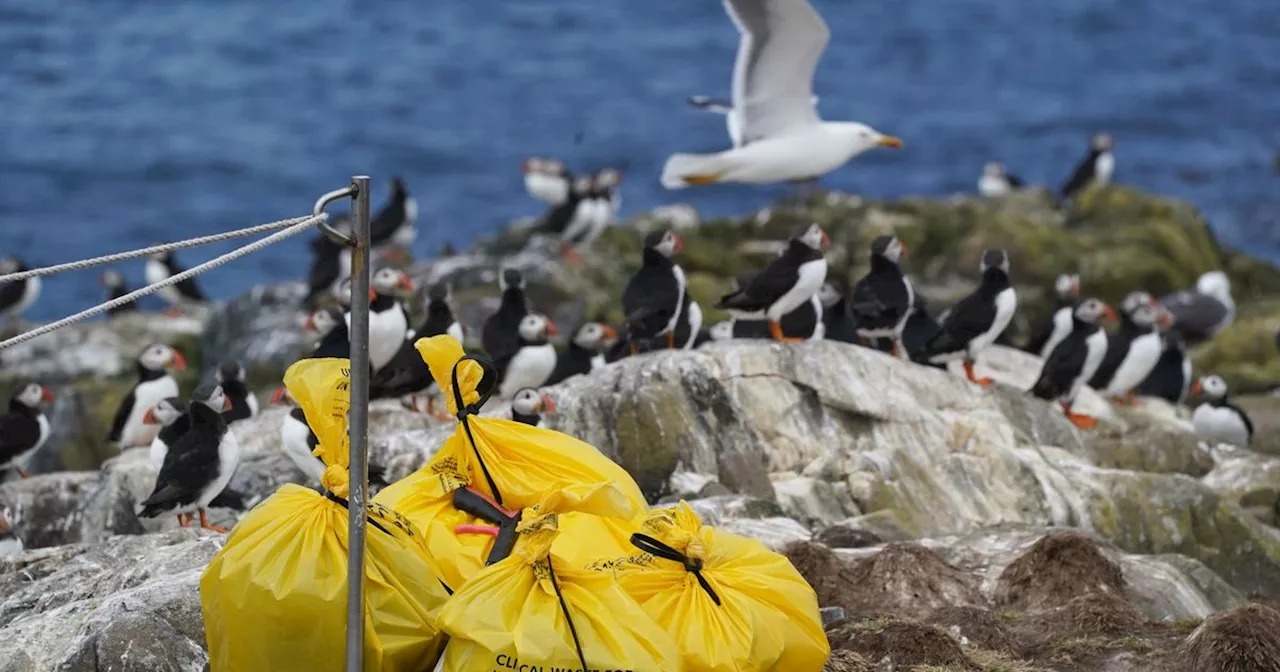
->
xmin=199 ymin=510 xmax=229 ymax=534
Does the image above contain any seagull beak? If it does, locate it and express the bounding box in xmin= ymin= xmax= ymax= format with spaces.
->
xmin=270 ymin=386 xmax=289 ymax=405
xmin=545 ymin=320 xmax=559 ymax=338
xmin=142 ymin=409 xmax=158 ymax=425
xmin=169 ymin=351 xmax=188 ymax=372
xmin=40 ymin=386 xmax=53 ymax=404
xmin=877 ymin=135 xmax=904 ymax=149
xmin=541 ymin=393 xmax=557 ymax=414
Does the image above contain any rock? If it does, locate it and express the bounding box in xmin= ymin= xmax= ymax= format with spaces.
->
xmin=771 ymin=474 xmax=857 ymax=527
xmin=1201 ymin=446 xmax=1280 ymax=527
xmin=1235 ymin=394 xmax=1280 ymax=456
xmin=201 ymin=281 xmax=311 ymax=375
xmin=815 ymin=525 xmax=883 ymax=549
xmin=0 ymin=312 xmax=204 ymax=385
xmin=821 ymin=649 xmax=874 ymax=672
xmin=925 ymin=605 xmax=1014 ymax=652
xmin=0 ymin=530 xmax=219 ymax=671
xmin=1179 ymin=603 xmax=1280 ymax=672
xmin=825 ymin=617 xmax=973 ymax=670
xmin=994 ymin=531 xmax=1127 ymax=610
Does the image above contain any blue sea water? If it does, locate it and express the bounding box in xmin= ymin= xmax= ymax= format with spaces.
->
xmin=2 ymin=0 xmax=1278 ymax=320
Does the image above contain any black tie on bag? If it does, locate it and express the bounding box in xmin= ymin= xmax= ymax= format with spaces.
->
xmin=630 ymin=533 xmax=723 ymax=606
xmin=547 ymin=562 xmax=591 ymax=672
xmin=449 ymin=355 xmax=502 ymax=503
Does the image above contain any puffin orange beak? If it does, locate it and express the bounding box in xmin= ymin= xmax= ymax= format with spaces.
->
xmin=223 ymin=397 xmax=233 ymax=412
xmin=673 ymin=234 xmax=685 ymax=255
xmin=820 ymin=229 xmax=831 ymax=251
xmin=545 ymin=320 xmax=559 ymax=337
xmin=900 ymin=241 xmax=909 ymax=259
xmin=601 ymin=324 xmax=618 ymax=340
xmin=367 ymin=287 xmax=377 ymax=301
xmin=877 ymin=135 xmax=904 ymax=149
xmin=270 ymin=386 xmax=289 ymax=405
xmin=540 ymin=393 xmax=557 ymax=414
xmin=303 ymin=314 xmax=316 ymax=332
xmin=397 ymin=273 xmax=414 ymax=293
xmin=0 ymin=513 xmax=8 ymax=535
xmin=40 ymin=386 xmax=53 ymax=403
xmin=142 ymin=409 xmax=158 ymax=425
xmin=1159 ymin=310 xmax=1173 ymax=329
xmin=1103 ymin=305 xmax=1119 ymax=324
xmin=1191 ymin=380 xmax=1203 ymax=397
xmin=169 ymin=351 xmax=187 ymax=372
xmin=520 ymin=159 xmax=533 ymax=174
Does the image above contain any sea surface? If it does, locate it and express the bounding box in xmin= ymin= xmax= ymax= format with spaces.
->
xmin=2 ymin=0 xmax=1278 ymax=319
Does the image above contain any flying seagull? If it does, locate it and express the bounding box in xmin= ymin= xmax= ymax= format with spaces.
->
xmin=688 ymin=93 xmax=820 ymax=149
xmin=661 ymin=0 xmax=902 ymax=189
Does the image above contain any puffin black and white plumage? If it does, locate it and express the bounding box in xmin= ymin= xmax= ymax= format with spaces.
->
xmin=0 ymin=382 xmax=53 ymax=478
xmin=977 ymin=162 xmax=1024 ymax=197
xmin=850 ymin=235 xmax=913 ymax=357
xmin=109 ymin=344 xmax=186 ymax=449
xmin=1031 ymin=298 xmax=1117 ymax=429
xmin=420 ymin=283 xmax=464 ymax=345
xmin=217 ymin=361 xmax=258 ymax=424
xmin=369 ymin=177 xmax=418 ymax=252
xmin=622 ymin=230 xmax=687 ymax=352
xmin=717 ymin=223 xmax=829 ymax=343
xmin=139 ymin=384 xmax=240 ymax=532
xmin=482 ymin=268 xmax=530 ymax=375
xmin=498 ymin=314 xmax=558 ymax=399
xmin=672 ymin=292 xmax=704 ymax=350
xmin=341 ymin=267 xmax=413 ymax=374
xmin=373 ymin=283 xmax=461 ymax=418
xmin=268 ymin=387 xmax=390 ymax=487
xmin=917 ymin=249 xmax=1017 ymax=385
xmin=1087 ymin=291 xmax=1168 ymax=405
xmin=1137 ymin=325 xmax=1193 ymax=405
xmin=145 ymin=397 xmax=189 ymax=468
xmin=145 ymin=250 xmax=206 ymax=314
xmin=510 ymin=387 xmax=556 ymax=427
xmin=306 ymin=307 xmax=351 ymax=359
xmin=100 ymin=269 xmax=138 ymax=317
xmin=0 ymin=256 xmax=41 ymax=325
xmin=567 ymin=167 xmax=623 ymax=253
xmin=539 ymin=175 xmax=596 ymax=264
xmin=1025 ymin=273 xmax=1081 ymax=359
xmin=900 ymin=294 xmax=944 ymax=362
xmin=522 ymin=157 xmax=572 ymax=205
xmin=1061 ymin=133 xmax=1115 ymax=201
xmin=1160 ymin=271 xmax=1235 ymax=346
xmin=818 ymin=282 xmax=857 ymax=343
xmin=304 ymin=232 xmax=352 ymax=308
xmin=0 ymin=508 xmax=21 ymax=558
xmin=548 ymin=322 xmax=617 ymax=385
xmin=1191 ymin=375 xmax=1253 ymax=448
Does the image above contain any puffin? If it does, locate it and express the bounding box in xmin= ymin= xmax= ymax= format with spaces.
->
xmin=269 ymin=387 xmax=390 ymax=487
xmin=547 ymin=322 xmax=617 ymax=385
xmin=522 ymin=157 xmax=572 ymax=205
xmin=622 ymin=230 xmax=687 ymax=353
xmin=420 ymin=283 xmax=464 ymax=345
xmin=818 ymin=281 xmax=857 ymax=343
xmin=977 ymin=162 xmax=1024 ymax=197
xmin=717 ymin=223 xmax=829 ymax=343
xmin=0 ymin=508 xmax=21 ymax=558
xmin=901 ymin=294 xmax=944 ymax=361
xmin=1191 ymin=375 xmax=1253 ymax=448
xmin=139 ymin=384 xmax=240 ymax=532
xmin=540 ymin=175 xmax=596 ymax=263
xmin=369 ymin=177 xmax=418 ymax=253
xmin=510 ymin=387 xmax=556 ymax=427
xmin=376 ymin=283 xmax=460 ymax=418
xmin=145 ymin=250 xmax=206 ymax=315
xmin=100 ymin=269 xmax=138 ymax=317
xmin=705 ymin=321 xmax=735 ymax=344
xmin=1061 ymin=133 xmax=1115 ymax=202
xmin=0 ymin=382 xmax=53 ymax=478
xmin=497 ymin=314 xmax=558 ymax=399
xmin=1031 ymin=298 xmax=1116 ymax=429
xmin=1137 ymin=315 xmax=1193 ymax=405
xmin=304 ymin=232 xmax=352 ymax=308
xmin=1160 ymin=270 xmax=1235 ymax=346
xmin=673 ymin=292 xmax=704 ymax=350
xmin=145 ymin=397 xmax=189 ymax=468
xmin=355 ymin=267 xmax=414 ymax=374
xmin=0 ymin=256 xmax=42 ymax=325
xmin=1088 ymin=292 xmax=1168 ymax=405
xmin=1025 ymin=273 xmax=1081 ymax=358
xmin=850 ymin=235 xmax=913 ymax=357
xmin=108 ymin=344 xmax=187 ymax=449
xmin=306 ymin=307 xmax=351 ymax=359
xmin=583 ymin=167 xmax=623 ymax=233
xmin=217 ymin=361 xmax=258 ymax=424
xmin=481 ymin=268 xmax=530 ymax=374
xmin=916 ymin=249 xmax=1017 ymax=384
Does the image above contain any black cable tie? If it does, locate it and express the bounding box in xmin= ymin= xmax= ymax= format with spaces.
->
xmin=630 ymin=533 xmax=722 ymax=606
xmin=548 ymin=562 xmax=590 ymax=672
xmin=448 ymin=355 xmax=504 ymax=506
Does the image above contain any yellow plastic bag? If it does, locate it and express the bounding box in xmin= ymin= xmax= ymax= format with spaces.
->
xmin=434 ymin=493 xmax=682 ymax=672
xmin=201 ymin=358 xmax=451 ymax=672
xmin=374 ymin=335 xmax=648 ymax=584
xmin=607 ymin=502 xmax=830 ymax=672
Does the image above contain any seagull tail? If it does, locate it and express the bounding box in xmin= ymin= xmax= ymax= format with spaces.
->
xmin=661 ymin=152 xmax=730 ymax=190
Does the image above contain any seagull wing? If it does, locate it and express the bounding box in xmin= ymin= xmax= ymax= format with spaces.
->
xmin=726 ymin=0 xmax=829 ymax=145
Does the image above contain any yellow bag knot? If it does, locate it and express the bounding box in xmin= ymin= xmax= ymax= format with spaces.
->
xmin=322 ymin=464 xmax=350 ymax=499
xmin=415 ymin=335 xmax=489 ymax=416
xmin=683 ymin=535 xmax=708 ymax=563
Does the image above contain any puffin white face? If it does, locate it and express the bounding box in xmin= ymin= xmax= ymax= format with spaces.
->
xmin=333 ymin=278 xmax=354 ymax=306
xmin=372 ymin=268 xmax=412 ymax=295
xmin=709 ymin=321 xmax=734 ymax=341
xmin=518 ymin=314 xmax=557 ymax=342
xmin=306 ymin=308 xmax=341 ymax=336
xmin=0 ymin=256 xmax=19 ymax=274
xmin=197 ymin=385 xmax=231 ymax=412
xmin=1196 ymin=271 xmax=1231 ymax=304
xmin=145 ymin=397 xmax=186 ymax=427
xmin=1121 ymin=291 xmax=1157 ymax=323
xmin=512 ymin=387 xmax=555 ymax=416
xmin=1195 ymin=375 xmax=1228 ymax=401
xmin=139 ymin=344 xmax=186 ymax=372
xmin=647 ymin=230 xmax=683 ymax=259
xmin=871 ymin=235 xmax=906 ymax=263
xmin=543 ymin=159 xmax=566 ymax=176
xmin=521 ymin=157 xmax=544 ymax=175
xmin=574 ymin=322 xmax=617 ymax=349
xmin=818 ymin=283 xmax=842 ymax=308
xmin=1091 ymin=133 xmax=1115 ymax=151
xmin=14 ymin=382 xmax=52 ymax=409
xmin=1075 ymin=298 xmax=1116 ymax=325
xmin=101 ymin=269 xmax=125 ymax=288
xmin=1055 ymin=273 xmax=1081 ymax=298
xmin=795 ymin=223 xmax=830 ymax=252
xmin=593 ymin=168 xmax=622 ymax=189
xmin=0 ymin=505 xmax=18 ymax=534
xmin=983 ymin=162 xmax=1005 ymax=178
xmin=980 ymin=249 xmax=1010 ymax=274
xmin=841 ymin=122 xmax=904 ymax=154
xmin=572 ymin=176 xmax=594 ymax=195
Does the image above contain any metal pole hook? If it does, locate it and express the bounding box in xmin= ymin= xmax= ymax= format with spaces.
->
xmin=313 ymin=184 xmax=359 ymax=246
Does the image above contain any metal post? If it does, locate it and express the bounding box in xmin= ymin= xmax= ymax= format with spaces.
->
xmin=345 ymin=175 xmax=372 ymax=672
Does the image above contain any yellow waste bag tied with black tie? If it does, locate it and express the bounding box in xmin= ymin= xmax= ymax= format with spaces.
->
xmin=433 ymin=490 xmax=682 ymax=672
xmin=200 ymin=358 xmax=451 ymax=672
xmin=373 ymin=335 xmax=648 ymax=589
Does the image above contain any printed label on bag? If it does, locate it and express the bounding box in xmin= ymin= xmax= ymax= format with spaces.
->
xmin=491 ymin=652 xmax=634 ymax=672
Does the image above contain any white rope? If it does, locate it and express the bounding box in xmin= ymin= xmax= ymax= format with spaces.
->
xmin=0 ymin=215 xmax=322 ymax=283
xmin=0 ymin=213 xmax=329 ymax=350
